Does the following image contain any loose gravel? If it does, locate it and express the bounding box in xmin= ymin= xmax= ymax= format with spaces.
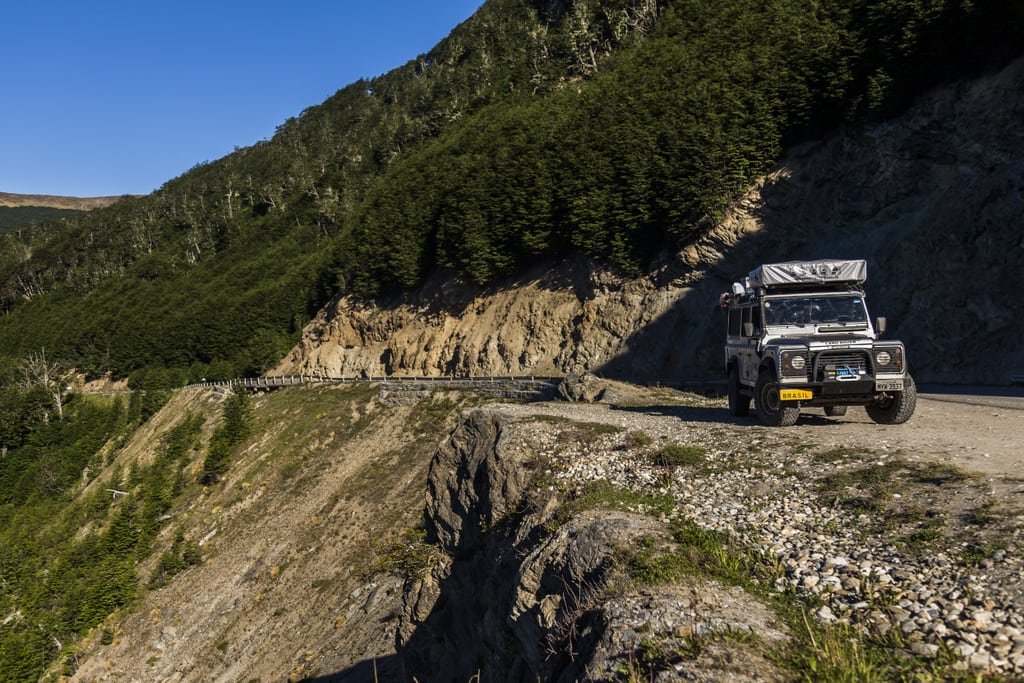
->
xmin=494 ymin=394 xmax=1024 ymax=676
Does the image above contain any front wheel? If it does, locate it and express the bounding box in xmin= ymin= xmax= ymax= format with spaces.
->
xmin=728 ymin=366 xmax=751 ymax=417
xmin=755 ymin=371 xmax=800 ymax=427
xmin=866 ymin=375 xmax=917 ymax=424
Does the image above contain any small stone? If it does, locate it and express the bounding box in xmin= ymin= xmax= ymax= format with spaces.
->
xmin=826 ymin=556 xmax=850 ymax=569
xmin=889 ymin=607 xmax=911 ymax=621
xmin=816 ymin=606 xmax=837 ymax=622
xmin=998 ymin=625 xmax=1021 ymax=639
xmin=911 ymin=642 xmax=939 ymax=657
xmin=969 ymin=652 xmax=992 ymax=670
xmin=973 ymin=610 xmax=994 ymax=628
xmin=993 ymin=642 xmax=1013 ymax=657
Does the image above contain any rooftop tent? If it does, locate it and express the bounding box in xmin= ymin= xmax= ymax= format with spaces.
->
xmin=748 ymin=259 xmax=867 ymax=289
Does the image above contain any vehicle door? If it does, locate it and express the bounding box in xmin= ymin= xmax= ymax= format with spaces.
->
xmin=738 ymin=304 xmax=762 ymax=386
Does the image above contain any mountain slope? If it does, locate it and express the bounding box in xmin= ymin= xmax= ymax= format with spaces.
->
xmin=0 ymin=0 xmax=1020 ymax=380
xmin=277 ymin=55 xmax=1024 ymax=386
xmin=9 ymin=384 xmax=469 ymax=682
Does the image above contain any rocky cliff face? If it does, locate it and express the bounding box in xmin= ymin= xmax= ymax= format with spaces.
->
xmin=278 ymin=57 xmax=1024 ymax=386
xmin=394 ymin=409 xmax=788 ymax=682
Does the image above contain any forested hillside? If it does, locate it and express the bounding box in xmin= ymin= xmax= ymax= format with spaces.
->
xmin=0 ymin=0 xmax=1021 ymax=383
xmin=0 ymin=208 xmax=82 ymax=235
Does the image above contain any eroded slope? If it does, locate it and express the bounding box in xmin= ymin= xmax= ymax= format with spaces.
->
xmin=64 ymin=384 xmax=472 ymax=682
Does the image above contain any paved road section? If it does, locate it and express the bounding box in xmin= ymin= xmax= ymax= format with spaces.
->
xmin=919 ymin=385 xmax=1024 ymax=411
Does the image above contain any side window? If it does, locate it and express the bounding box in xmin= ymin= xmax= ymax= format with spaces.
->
xmin=741 ymin=307 xmax=751 ymax=336
xmin=728 ymin=309 xmax=741 ymax=337
xmin=751 ymin=306 xmax=762 ymax=336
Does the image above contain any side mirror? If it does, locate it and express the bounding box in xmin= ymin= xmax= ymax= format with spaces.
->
xmin=743 ymin=322 xmax=754 ymax=338
xmin=875 ymin=317 xmax=887 ymax=335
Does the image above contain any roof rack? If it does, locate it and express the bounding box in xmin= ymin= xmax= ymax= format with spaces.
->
xmin=748 ymin=259 xmax=867 ymax=289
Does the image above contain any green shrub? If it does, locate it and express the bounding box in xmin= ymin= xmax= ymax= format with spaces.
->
xmin=626 ymin=431 xmax=654 ymax=448
xmin=651 ymin=444 xmax=706 ymax=468
xmin=202 ymin=391 xmax=251 ymax=484
xmin=370 ymin=528 xmax=441 ymax=586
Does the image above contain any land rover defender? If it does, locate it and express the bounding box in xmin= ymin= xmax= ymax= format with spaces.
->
xmin=721 ymin=259 xmax=916 ymax=426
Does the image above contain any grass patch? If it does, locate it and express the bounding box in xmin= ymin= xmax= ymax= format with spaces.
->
xmin=818 ymin=460 xmax=972 ymax=513
xmin=959 ymin=539 xmax=1008 ymax=567
xmin=813 ymin=446 xmax=867 ymax=463
xmin=533 ymin=414 xmax=624 ymax=439
xmin=553 ymin=480 xmax=675 ymax=528
xmin=651 ymin=444 xmax=706 ymax=468
xmin=626 ymin=430 xmax=654 ymax=448
xmin=898 ymin=517 xmax=945 ymax=553
xmin=619 ymin=520 xmax=768 ymax=589
xmin=769 ymin=610 xmax=971 ymax=682
xmin=369 ymin=528 xmax=442 ymax=587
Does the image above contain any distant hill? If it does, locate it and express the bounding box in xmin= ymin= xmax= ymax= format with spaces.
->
xmin=0 ymin=206 xmax=83 ymax=234
xmin=0 ymin=192 xmax=125 ymax=210
xmin=0 ymin=193 xmax=127 ymax=234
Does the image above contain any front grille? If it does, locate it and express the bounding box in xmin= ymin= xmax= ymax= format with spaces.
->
xmin=814 ymin=351 xmax=872 ymax=382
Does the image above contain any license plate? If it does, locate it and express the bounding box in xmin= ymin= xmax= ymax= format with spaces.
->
xmin=876 ymin=380 xmax=903 ymax=391
xmin=780 ymin=389 xmax=813 ymax=401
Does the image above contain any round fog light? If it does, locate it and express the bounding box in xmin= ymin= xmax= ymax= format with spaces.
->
xmin=876 ymin=351 xmax=891 ymax=366
xmin=791 ymin=356 xmax=806 ymax=370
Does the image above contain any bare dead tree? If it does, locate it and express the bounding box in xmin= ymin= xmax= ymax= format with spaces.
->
xmin=20 ymin=348 xmax=68 ymax=422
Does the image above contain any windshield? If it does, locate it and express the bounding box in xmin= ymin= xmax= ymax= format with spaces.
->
xmin=763 ymin=295 xmax=867 ymax=327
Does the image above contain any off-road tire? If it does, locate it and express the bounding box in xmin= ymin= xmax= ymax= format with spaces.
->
xmin=824 ymin=405 xmax=848 ymax=417
xmin=866 ymin=375 xmax=917 ymax=424
xmin=728 ymin=366 xmax=751 ymax=417
xmin=755 ymin=370 xmax=800 ymax=427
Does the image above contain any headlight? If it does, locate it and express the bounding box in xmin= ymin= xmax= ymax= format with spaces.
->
xmin=874 ymin=347 xmax=904 ymax=372
xmin=780 ymin=350 xmax=808 ymax=376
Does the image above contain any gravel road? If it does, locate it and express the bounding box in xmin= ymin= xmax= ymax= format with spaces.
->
xmin=494 ymin=388 xmax=1024 ymax=675
xmin=794 ymin=389 xmax=1024 ymax=482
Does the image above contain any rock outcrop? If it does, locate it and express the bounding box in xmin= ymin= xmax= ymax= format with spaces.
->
xmin=277 ymin=57 xmax=1024 ymax=386
xmin=395 ymin=409 xmax=789 ymax=682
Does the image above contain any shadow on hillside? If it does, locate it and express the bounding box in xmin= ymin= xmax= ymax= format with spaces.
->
xmin=300 ymin=654 xmax=403 ymax=682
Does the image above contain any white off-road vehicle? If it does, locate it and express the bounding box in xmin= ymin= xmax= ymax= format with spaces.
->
xmin=721 ymin=259 xmax=916 ymax=426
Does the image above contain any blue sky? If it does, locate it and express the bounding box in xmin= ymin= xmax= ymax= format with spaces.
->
xmin=1 ymin=2 xmax=483 ymax=198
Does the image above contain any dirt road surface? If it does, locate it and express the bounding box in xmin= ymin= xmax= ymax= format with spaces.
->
xmin=789 ymin=386 xmax=1024 ymax=491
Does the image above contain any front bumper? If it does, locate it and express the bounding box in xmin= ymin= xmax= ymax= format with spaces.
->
xmin=778 ymin=376 xmax=905 ymax=404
